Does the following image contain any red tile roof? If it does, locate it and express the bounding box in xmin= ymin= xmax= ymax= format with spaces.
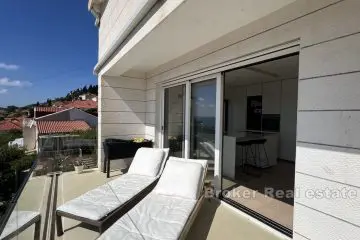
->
xmin=4 ymin=117 xmax=24 ymax=126
xmin=37 ymin=120 xmax=91 ymax=134
xmin=35 ymin=107 xmax=67 ymax=113
xmin=0 ymin=120 xmax=22 ymax=131
xmin=62 ymin=100 xmax=97 ymax=109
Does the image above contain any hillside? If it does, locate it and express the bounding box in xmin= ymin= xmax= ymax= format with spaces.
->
xmin=0 ymin=85 xmax=98 ymax=120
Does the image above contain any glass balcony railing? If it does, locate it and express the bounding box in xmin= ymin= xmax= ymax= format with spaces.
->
xmin=0 ymin=131 xmax=97 ymax=240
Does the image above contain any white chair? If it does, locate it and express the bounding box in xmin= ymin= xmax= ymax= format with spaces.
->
xmin=55 ymin=147 xmax=169 ymax=236
xmin=98 ymin=156 xmax=208 ymax=240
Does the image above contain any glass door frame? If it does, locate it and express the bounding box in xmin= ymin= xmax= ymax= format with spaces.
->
xmin=161 ymin=73 xmax=223 ymax=192
xmin=160 ymin=42 xmax=300 ymax=238
xmin=161 ymin=82 xmax=187 ymax=158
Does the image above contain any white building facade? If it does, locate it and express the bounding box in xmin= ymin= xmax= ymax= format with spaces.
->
xmin=89 ymin=0 xmax=360 ymax=239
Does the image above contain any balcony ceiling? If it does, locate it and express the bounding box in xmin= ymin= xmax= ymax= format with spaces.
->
xmin=101 ymin=0 xmax=296 ymax=77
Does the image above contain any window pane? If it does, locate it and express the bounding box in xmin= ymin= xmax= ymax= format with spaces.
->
xmin=163 ymin=85 xmax=185 ymax=157
xmin=190 ymin=79 xmax=216 ymax=160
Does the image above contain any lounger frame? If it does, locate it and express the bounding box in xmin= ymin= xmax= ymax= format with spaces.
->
xmin=179 ymin=161 xmax=209 ymax=240
xmin=56 ymin=180 xmax=158 ymax=236
xmin=1 ymin=214 xmax=41 ymax=240
xmin=178 ymin=194 xmax=205 ymax=240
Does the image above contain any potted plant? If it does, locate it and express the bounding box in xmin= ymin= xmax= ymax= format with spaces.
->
xmin=73 ymin=158 xmax=84 ymax=174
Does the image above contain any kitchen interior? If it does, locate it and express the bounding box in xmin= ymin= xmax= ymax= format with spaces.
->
xmin=221 ymin=54 xmax=299 ymax=230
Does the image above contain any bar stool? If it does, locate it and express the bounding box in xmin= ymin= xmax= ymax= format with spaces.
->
xmin=249 ymin=138 xmax=269 ymax=168
xmin=237 ymin=140 xmax=255 ymax=170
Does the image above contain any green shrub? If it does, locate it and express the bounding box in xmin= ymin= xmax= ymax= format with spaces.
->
xmin=0 ymin=146 xmax=35 ymax=206
xmin=0 ymin=145 xmax=25 ymax=163
xmin=0 ymin=130 xmax=22 ymax=147
xmin=74 ymin=129 xmax=97 ymax=139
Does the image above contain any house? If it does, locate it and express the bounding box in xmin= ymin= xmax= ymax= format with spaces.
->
xmin=62 ymin=100 xmax=97 ymax=110
xmin=52 ymin=101 xmax=64 ymax=107
xmin=34 ymin=106 xmax=67 ymax=118
xmin=89 ymin=0 xmax=360 ymax=239
xmin=0 ymin=119 xmax=22 ymax=132
xmin=23 ymin=107 xmax=97 ymax=151
xmin=78 ymin=93 xmax=98 ymax=101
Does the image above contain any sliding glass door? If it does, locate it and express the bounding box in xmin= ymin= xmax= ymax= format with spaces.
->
xmin=163 ymin=85 xmax=186 ymax=157
xmin=190 ymin=79 xmax=217 ymax=160
xmin=162 ymin=74 xmax=222 ymax=190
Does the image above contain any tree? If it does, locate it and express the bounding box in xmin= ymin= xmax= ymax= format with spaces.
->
xmin=6 ymin=105 xmax=17 ymax=113
xmin=46 ymin=98 xmax=52 ymax=106
xmin=85 ymin=108 xmax=97 ymax=116
xmin=0 ymin=130 xmax=22 ymax=147
xmin=88 ymin=84 xmax=98 ymax=95
xmin=82 ymin=85 xmax=88 ymax=93
xmin=0 ymin=145 xmax=36 ymax=213
xmin=89 ymin=85 xmax=95 ymax=94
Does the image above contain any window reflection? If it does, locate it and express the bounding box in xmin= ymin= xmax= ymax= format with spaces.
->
xmin=163 ymin=85 xmax=185 ymax=157
xmin=190 ymin=80 xmax=216 ymax=160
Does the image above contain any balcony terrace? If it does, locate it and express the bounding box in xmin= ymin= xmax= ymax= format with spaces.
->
xmin=1 ymin=136 xmax=287 ymax=240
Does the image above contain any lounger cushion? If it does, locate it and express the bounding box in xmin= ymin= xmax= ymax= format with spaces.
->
xmin=127 ymin=148 xmax=165 ymax=177
xmin=98 ymin=193 xmax=197 ymax=240
xmin=154 ymin=157 xmax=205 ymax=200
xmin=57 ymin=174 xmax=156 ymax=221
xmin=0 ymin=211 xmax=40 ymax=239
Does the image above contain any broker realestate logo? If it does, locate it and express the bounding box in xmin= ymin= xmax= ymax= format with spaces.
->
xmin=204 ymin=187 xmax=357 ymax=200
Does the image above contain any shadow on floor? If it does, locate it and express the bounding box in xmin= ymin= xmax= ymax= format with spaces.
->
xmin=64 ymin=222 xmax=99 ymax=234
xmin=226 ymin=160 xmax=295 ymax=205
xmin=187 ymin=198 xmax=220 ymax=240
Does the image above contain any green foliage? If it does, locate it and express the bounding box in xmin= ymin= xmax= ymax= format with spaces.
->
xmin=74 ymin=129 xmax=97 ymax=139
xmin=88 ymin=84 xmax=98 ymax=95
xmin=0 ymin=145 xmax=35 ymax=172
xmin=47 ymin=98 xmax=52 ymax=106
xmin=0 ymin=146 xmax=36 ymax=202
xmin=9 ymin=154 xmax=36 ymax=172
xmin=0 ymin=145 xmax=25 ymax=163
xmin=2 ymin=85 xmax=98 ymax=119
xmin=0 ymin=130 xmax=22 ymax=147
xmin=6 ymin=105 xmax=17 ymax=112
xmin=85 ymin=108 xmax=97 ymax=116
xmin=65 ymin=85 xmax=98 ymax=101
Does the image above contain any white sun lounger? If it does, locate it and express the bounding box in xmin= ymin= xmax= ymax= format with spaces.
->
xmin=98 ymin=156 xmax=208 ymax=240
xmin=56 ymin=147 xmax=169 ymax=236
xmin=0 ymin=211 xmax=41 ymax=240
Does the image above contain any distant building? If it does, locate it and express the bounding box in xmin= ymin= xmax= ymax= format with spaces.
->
xmin=62 ymin=100 xmax=97 ymax=110
xmin=34 ymin=106 xmax=67 ymax=118
xmin=78 ymin=93 xmax=97 ymax=101
xmin=0 ymin=119 xmax=22 ymax=132
xmin=52 ymin=101 xmax=64 ymax=107
xmin=23 ymin=107 xmax=97 ymax=151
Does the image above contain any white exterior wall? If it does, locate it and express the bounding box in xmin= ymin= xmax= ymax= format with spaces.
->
xmin=23 ymin=125 xmax=37 ymax=151
xmin=98 ymin=75 xmax=146 ymax=168
xmin=98 ymin=0 xmax=156 ymax=60
xmin=68 ymin=108 xmax=98 ymax=128
xmin=98 ymin=0 xmax=360 ymax=238
xmin=144 ymin=1 xmax=360 ymax=239
xmin=145 ymin=78 xmax=156 ymax=141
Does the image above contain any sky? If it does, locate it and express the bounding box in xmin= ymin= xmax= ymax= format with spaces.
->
xmin=0 ymin=0 xmax=98 ymax=107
